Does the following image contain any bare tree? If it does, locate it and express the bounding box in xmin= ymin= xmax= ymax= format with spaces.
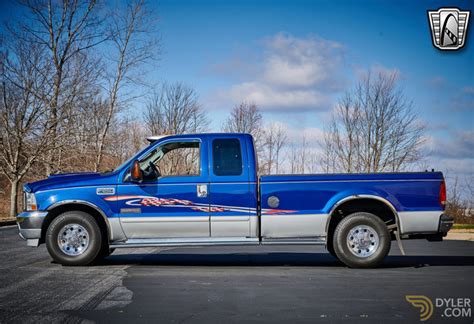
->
xmin=222 ymin=102 xmax=266 ymax=171
xmin=306 ymin=151 xmax=320 ymax=174
xmin=145 ymin=82 xmax=209 ymax=135
xmin=94 ymin=0 xmax=159 ymax=171
xmin=109 ymin=116 xmax=147 ymax=164
xmin=0 ymin=0 xmax=160 ymax=217
xmin=287 ymin=135 xmax=309 ymax=174
xmin=144 ymin=82 xmax=208 ymax=176
xmin=465 ymin=176 xmax=474 ymax=212
xmin=0 ymin=41 xmax=52 ymax=217
xmin=322 ymin=72 xmax=425 ymax=173
xmin=260 ymin=122 xmax=287 ymax=174
xmin=445 ymin=173 xmax=474 ymax=224
xmin=223 ymin=102 xmax=263 ymax=136
xmin=13 ymin=0 xmax=107 ymax=175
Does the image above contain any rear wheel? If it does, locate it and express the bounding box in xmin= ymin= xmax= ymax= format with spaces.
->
xmin=333 ymin=212 xmax=391 ymax=268
xmin=46 ymin=211 xmax=103 ymax=266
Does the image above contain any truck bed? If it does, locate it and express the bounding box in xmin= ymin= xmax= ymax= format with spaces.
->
xmin=259 ymin=172 xmax=444 ymax=238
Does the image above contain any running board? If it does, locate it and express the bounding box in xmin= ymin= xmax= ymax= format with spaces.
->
xmin=261 ymin=236 xmax=326 ymax=245
xmin=110 ymin=237 xmax=260 ymax=248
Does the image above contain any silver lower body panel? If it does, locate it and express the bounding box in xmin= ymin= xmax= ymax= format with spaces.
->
xmin=398 ymin=211 xmax=443 ymax=234
xmin=261 ymin=214 xmax=328 ymax=238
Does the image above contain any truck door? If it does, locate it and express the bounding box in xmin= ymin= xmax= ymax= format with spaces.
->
xmin=209 ymin=136 xmax=255 ymax=237
xmin=117 ymin=138 xmax=210 ymax=239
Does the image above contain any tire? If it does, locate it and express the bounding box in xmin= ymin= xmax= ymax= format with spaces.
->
xmin=46 ymin=211 xmax=104 ymax=266
xmin=332 ymin=212 xmax=391 ymax=268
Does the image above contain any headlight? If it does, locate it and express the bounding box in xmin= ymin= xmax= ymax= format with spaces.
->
xmin=24 ymin=192 xmax=37 ymax=211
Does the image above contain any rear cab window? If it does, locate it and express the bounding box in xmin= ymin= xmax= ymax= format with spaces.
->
xmin=212 ymin=138 xmax=243 ymax=176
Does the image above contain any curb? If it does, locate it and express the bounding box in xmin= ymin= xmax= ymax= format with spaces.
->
xmin=0 ymin=220 xmax=16 ymax=227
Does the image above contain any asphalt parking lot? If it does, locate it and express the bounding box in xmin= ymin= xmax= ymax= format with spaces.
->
xmin=0 ymin=225 xmax=473 ymax=323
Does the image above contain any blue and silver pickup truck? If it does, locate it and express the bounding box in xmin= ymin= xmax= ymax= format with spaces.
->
xmin=17 ymin=133 xmax=453 ymax=268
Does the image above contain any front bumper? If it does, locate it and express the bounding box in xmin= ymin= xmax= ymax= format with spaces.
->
xmin=16 ymin=211 xmax=48 ymax=246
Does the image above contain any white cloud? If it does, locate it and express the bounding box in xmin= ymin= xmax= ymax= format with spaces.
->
xmin=261 ymin=120 xmax=326 ymax=155
xmin=354 ymin=63 xmax=401 ymax=80
xmin=426 ymin=130 xmax=474 ymax=159
xmin=428 ymin=76 xmax=446 ymax=88
xmin=214 ymin=33 xmax=346 ymax=111
xmin=220 ymin=82 xmax=331 ymax=110
xmin=462 ymin=86 xmax=474 ymax=94
xmin=422 ymin=131 xmax=474 ymax=195
xmin=261 ymin=33 xmax=344 ymax=89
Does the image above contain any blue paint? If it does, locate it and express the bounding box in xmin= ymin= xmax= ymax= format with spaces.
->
xmin=25 ymin=133 xmax=444 ymax=227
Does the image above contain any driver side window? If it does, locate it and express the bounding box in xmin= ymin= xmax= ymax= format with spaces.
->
xmin=154 ymin=141 xmax=201 ymax=177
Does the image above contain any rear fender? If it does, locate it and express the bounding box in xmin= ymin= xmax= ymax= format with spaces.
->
xmin=324 ymin=192 xmax=401 ymax=235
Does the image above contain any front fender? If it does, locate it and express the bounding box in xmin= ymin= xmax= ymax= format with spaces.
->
xmin=35 ymin=186 xmax=125 ymax=242
xmin=37 ymin=187 xmax=114 ymax=215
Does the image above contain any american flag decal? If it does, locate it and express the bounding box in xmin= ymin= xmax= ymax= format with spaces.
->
xmin=103 ymin=195 xmax=296 ymax=214
xmin=140 ymin=198 xmax=192 ymax=207
xmin=192 ymin=206 xmax=226 ymax=212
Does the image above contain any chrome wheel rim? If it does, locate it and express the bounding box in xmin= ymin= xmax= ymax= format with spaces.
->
xmin=346 ymin=225 xmax=379 ymax=258
xmin=57 ymin=224 xmax=89 ymax=256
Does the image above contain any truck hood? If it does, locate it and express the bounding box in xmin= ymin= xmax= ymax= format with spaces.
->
xmin=26 ymin=171 xmax=119 ymax=193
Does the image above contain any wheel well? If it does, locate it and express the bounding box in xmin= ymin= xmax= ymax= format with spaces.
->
xmin=40 ymin=204 xmax=109 ymax=245
xmin=326 ymin=198 xmax=397 ymax=248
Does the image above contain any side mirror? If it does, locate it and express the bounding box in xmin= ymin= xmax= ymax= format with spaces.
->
xmin=130 ymin=160 xmax=143 ymax=182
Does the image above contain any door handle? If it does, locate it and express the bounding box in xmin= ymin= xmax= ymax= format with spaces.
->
xmin=197 ymin=184 xmax=208 ymax=198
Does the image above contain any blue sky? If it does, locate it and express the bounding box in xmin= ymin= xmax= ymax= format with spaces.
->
xmin=151 ymin=0 xmax=473 ymax=179
xmin=1 ymin=0 xmax=473 ymax=180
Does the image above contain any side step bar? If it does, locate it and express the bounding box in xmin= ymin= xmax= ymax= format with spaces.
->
xmin=261 ymin=236 xmax=326 ymax=245
xmin=110 ymin=237 xmax=260 ymax=248
xmin=110 ymin=236 xmax=327 ymax=248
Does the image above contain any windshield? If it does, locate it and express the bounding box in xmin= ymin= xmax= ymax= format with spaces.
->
xmin=139 ymin=147 xmax=165 ymax=169
xmin=113 ymin=144 xmax=152 ymax=172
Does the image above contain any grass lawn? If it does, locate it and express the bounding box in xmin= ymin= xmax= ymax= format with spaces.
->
xmin=453 ymin=224 xmax=474 ymax=230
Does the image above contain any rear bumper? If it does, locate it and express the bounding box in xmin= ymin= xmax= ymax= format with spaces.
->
xmin=438 ymin=214 xmax=454 ymax=234
xmin=401 ymin=214 xmax=454 ymax=241
xmin=16 ymin=211 xmax=48 ymax=246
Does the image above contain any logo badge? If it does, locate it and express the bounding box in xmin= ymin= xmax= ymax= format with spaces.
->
xmin=96 ymin=187 xmax=115 ymax=195
xmin=428 ymin=8 xmax=470 ymax=50
xmin=406 ymin=295 xmax=434 ymax=321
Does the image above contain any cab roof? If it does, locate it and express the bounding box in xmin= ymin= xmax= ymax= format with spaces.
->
xmin=146 ymin=133 xmax=252 ymax=143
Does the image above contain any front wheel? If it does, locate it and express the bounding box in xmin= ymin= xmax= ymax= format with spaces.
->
xmin=46 ymin=211 xmax=104 ymax=266
xmin=333 ymin=212 xmax=391 ymax=268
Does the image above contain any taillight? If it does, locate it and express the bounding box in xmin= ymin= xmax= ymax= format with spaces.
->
xmin=439 ymin=180 xmax=446 ymax=208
